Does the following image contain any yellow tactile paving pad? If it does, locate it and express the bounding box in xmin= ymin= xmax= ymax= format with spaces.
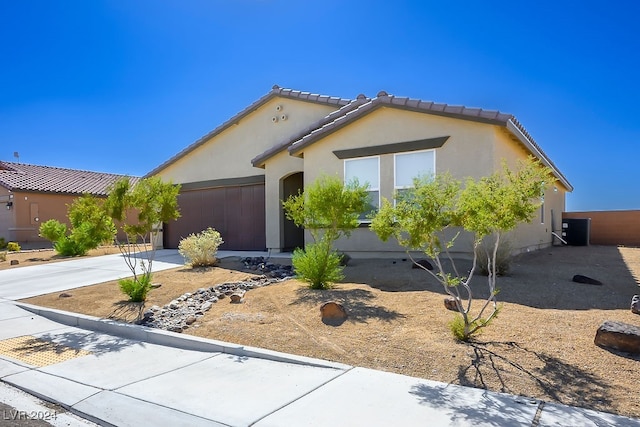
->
xmin=0 ymin=335 xmax=91 ymax=367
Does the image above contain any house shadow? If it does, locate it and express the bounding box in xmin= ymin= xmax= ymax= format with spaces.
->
xmin=343 ymin=246 xmax=639 ymax=310
xmin=291 ymin=287 xmax=406 ymax=324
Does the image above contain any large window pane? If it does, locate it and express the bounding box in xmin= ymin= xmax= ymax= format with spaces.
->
xmin=395 ymin=150 xmax=435 ymax=189
xmin=345 ymin=156 xmax=379 ymax=222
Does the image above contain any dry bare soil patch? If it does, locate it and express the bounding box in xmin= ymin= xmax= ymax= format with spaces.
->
xmin=22 ymin=245 xmax=640 ymax=419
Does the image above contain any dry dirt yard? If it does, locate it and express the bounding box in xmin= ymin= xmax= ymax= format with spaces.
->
xmin=20 ymin=245 xmax=640 ymax=419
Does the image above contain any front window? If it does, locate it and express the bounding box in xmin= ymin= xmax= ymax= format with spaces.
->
xmin=344 ymin=156 xmax=379 ymax=222
xmin=394 ymin=150 xmax=435 ymax=201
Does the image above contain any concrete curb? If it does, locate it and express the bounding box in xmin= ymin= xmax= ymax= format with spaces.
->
xmin=14 ymin=302 xmax=350 ymax=371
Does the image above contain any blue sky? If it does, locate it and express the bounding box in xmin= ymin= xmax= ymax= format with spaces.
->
xmin=1 ymin=1 xmax=638 ymax=211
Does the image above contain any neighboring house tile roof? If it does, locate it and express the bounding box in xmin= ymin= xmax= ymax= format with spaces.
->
xmin=0 ymin=162 xmax=139 ymax=196
xmin=145 ymin=85 xmax=353 ymax=177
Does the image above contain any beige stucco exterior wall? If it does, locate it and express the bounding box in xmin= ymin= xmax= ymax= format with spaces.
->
xmin=295 ymin=107 xmax=497 ymax=255
xmin=290 ymin=107 xmax=567 ymax=256
xmin=492 ymin=128 xmax=568 ymax=252
xmin=155 ymin=98 xmax=337 ymax=184
xmin=264 ymin=150 xmax=304 ymax=250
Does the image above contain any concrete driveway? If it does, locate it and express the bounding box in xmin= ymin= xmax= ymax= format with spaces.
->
xmin=0 ymin=250 xmax=184 ymax=300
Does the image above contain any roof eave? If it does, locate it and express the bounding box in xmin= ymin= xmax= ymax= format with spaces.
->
xmin=506 ymin=120 xmax=573 ymax=192
xmin=146 ymin=86 xmax=352 ymax=177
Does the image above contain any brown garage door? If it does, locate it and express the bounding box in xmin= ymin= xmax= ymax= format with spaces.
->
xmin=164 ymin=183 xmax=265 ymax=250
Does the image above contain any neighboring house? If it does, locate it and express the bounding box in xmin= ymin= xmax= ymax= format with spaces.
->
xmin=148 ymin=85 xmax=572 ymax=255
xmin=0 ymin=162 xmax=138 ymax=246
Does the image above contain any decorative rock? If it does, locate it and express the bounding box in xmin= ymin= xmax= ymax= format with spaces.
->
xmin=230 ymin=290 xmax=246 ymax=303
xmin=320 ymin=301 xmax=348 ymax=325
xmin=138 ymin=258 xmax=294 ymax=332
xmin=151 ymin=283 xmax=162 ymax=289
xmin=631 ymin=295 xmax=640 ymax=315
xmin=444 ymin=297 xmax=459 ymax=311
xmin=594 ymin=320 xmax=640 ymax=354
xmin=10 ymin=260 xmax=18 ymax=265
xmin=412 ymin=259 xmax=433 ymax=270
xmin=59 ymin=293 xmax=72 ymax=298
xmin=572 ymin=274 xmax=603 ymax=286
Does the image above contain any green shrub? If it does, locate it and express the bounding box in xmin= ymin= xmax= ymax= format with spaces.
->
xmin=39 ymin=220 xmax=68 ymax=242
xmin=6 ymin=242 xmax=20 ymax=252
xmin=53 ymin=236 xmax=87 ymax=257
xmin=292 ymin=241 xmax=344 ymax=290
xmin=0 ymin=237 xmax=6 ymax=250
xmin=476 ymin=239 xmax=513 ymax=276
xmin=0 ymin=251 xmax=6 ymax=262
xmin=178 ymin=227 xmax=223 ymax=267
xmin=119 ymin=275 xmax=153 ymax=302
xmin=448 ymin=315 xmax=469 ymax=341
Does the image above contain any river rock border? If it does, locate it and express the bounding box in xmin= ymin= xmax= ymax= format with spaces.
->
xmin=138 ymin=257 xmax=294 ymax=332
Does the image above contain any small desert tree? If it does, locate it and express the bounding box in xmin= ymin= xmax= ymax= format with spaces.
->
xmin=372 ymin=157 xmax=553 ymax=340
xmin=39 ymin=194 xmax=116 ymax=256
xmin=104 ymin=177 xmax=180 ymax=301
xmin=282 ymin=174 xmax=369 ymax=289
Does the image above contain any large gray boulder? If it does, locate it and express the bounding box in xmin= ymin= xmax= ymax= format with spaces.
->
xmin=594 ymin=320 xmax=640 ymax=354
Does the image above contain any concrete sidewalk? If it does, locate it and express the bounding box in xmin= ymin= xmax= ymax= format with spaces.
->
xmin=0 ymin=301 xmax=638 ymax=426
xmin=0 ymin=252 xmax=639 ymax=426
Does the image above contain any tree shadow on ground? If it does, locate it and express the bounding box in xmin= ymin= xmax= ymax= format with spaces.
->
xmin=455 ymin=340 xmax=615 ymax=414
xmin=409 ymin=381 xmax=539 ymax=426
xmin=23 ymin=330 xmax=143 ymax=356
xmin=108 ymin=301 xmax=145 ymax=323
xmin=291 ymin=287 xmax=406 ymax=323
xmin=342 ymin=246 xmax=639 ymax=310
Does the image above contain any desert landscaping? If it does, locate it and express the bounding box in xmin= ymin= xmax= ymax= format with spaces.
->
xmin=6 ymin=244 xmax=640 ymax=419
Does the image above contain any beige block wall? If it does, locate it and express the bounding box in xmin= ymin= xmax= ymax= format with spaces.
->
xmin=156 ymin=98 xmax=336 ymax=184
xmin=6 ymin=192 xmax=77 ymax=244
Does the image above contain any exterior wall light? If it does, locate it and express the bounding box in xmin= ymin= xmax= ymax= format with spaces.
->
xmin=6 ymin=201 xmax=13 ymax=209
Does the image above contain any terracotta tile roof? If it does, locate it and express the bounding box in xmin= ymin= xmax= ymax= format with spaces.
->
xmin=145 ymin=85 xmax=353 ymax=177
xmin=0 ymin=162 xmax=139 ymax=196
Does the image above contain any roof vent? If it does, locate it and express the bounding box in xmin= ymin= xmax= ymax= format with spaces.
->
xmin=376 ymin=90 xmax=389 ymax=97
xmin=356 ymin=94 xmax=367 ymax=100
xmin=272 ymin=84 xmax=280 ymax=90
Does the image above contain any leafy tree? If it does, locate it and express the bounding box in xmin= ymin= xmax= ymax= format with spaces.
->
xmin=372 ymin=157 xmax=553 ymax=340
xmin=39 ymin=194 xmax=116 ymax=256
xmin=105 ymin=177 xmax=180 ymax=301
xmin=282 ymin=174 xmax=369 ymax=289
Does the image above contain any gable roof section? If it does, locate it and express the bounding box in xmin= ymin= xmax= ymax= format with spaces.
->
xmin=251 ymin=94 xmax=371 ymax=168
xmin=145 ymin=85 xmax=353 ymax=177
xmin=286 ymin=91 xmax=572 ymax=191
xmin=0 ymin=162 xmax=139 ymax=196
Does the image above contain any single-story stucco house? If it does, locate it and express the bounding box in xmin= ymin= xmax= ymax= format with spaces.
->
xmin=0 ymin=161 xmax=138 ymax=246
xmin=147 ymin=85 xmax=572 ymax=256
